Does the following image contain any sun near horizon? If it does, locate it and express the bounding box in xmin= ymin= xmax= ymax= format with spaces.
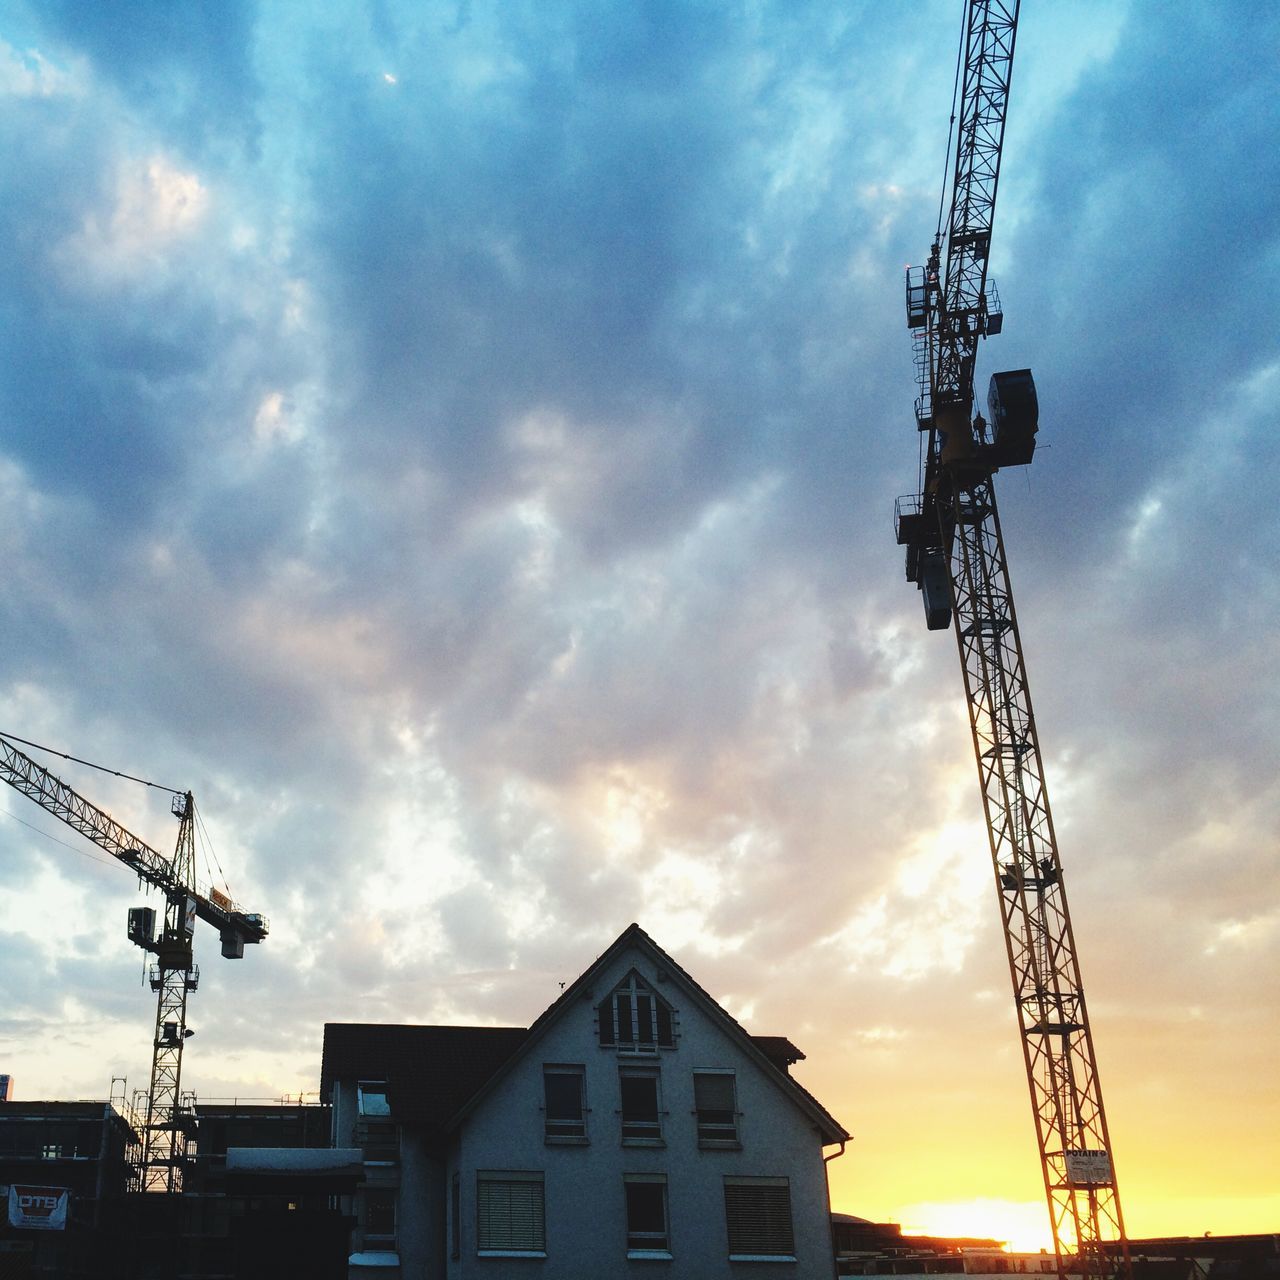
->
xmin=896 ymin=1199 xmax=1054 ymax=1253
xmin=844 ymin=1191 xmax=1280 ymax=1256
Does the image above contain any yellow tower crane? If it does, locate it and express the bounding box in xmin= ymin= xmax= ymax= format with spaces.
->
xmin=0 ymin=733 xmax=268 ymax=1193
xmin=893 ymin=5 xmax=1131 ymax=1276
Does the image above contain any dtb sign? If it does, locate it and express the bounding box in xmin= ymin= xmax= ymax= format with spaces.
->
xmin=8 ymin=1185 xmax=69 ymax=1230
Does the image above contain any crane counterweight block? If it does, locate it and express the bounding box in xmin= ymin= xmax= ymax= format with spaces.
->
xmin=987 ymin=368 xmax=1039 ymax=466
xmin=919 ymin=552 xmax=952 ymax=631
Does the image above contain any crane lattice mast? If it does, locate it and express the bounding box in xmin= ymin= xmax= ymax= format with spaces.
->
xmin=894 ymin=5 xmax=1131 ymax=1276
xmin=0 ymin=735 xmax=268 ymax=1192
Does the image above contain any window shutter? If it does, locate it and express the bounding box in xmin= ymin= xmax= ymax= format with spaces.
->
xmin=477 ymin=1175 xmax=545 ymax=1252
xmin=724 ymin=1179 xmax=794 ymax=1256
xmin=695 ymin=1072 xmax=735 ymax=1111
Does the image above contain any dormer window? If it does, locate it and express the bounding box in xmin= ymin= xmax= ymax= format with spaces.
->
xmin=358 ymin=1081 xmax=391 ymax=1117
xmin=598 ymin=972 xmax=675 ymax=1051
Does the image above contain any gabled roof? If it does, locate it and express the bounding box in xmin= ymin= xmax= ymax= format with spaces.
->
xmin=448 ymin=923 xmax=849 ymax=1144
xmin=321 ymin=925 xmax=848 ymax=1144
xmin=320 ymin=1023 xmax=527 ymax=1131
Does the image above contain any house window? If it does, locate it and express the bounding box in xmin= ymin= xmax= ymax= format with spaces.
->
xmin=543 ymin=1065 xmax=586 ymax=1141
xmin=358 ymin=1081 xmax=391 ymax=1116
xmin=624 ymin=1175 xmax=670 ymax=1258
xmin=694 ymin=1070 xmax=739 ymax=1145
xmin=619 ymin=1068 xmax=662 ymax=1143
xmin=365 ymin=1188 xmax=396 ymax=1244
xmin=598 ymin=971 xmax=675 ymax=1050
xmin=724 ymin=1177 xmax=795 ymax=1260
xmin=476 ymin=1171 xmax=546 ymax=1257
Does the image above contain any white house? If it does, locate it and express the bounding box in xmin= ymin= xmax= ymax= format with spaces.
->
xmin=322 ymin=923 xmax=849 ymax=1278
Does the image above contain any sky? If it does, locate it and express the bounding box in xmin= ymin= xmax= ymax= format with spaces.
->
xmin=0 ymin=0 xmax=1277 ymax=1250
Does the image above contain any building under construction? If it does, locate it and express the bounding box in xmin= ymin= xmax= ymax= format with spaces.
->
xmin=0 ymin=1087 xmax=355 ymax=1280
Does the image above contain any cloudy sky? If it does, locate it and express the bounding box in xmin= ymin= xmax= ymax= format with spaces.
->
xmin=1 ymin=0 xmax=1276 ymax=1247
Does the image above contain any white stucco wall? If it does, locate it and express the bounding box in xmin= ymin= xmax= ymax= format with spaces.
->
xmin=444 ymin=943 xmax=839 ymax=1280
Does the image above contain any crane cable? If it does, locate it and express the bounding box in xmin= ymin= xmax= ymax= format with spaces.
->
xmin=919 ymin=4 xmax=970 ymax=501
xmin=193 ymin=802 xmax=234 ymax=903
xmin=0 ymin=731 xmax=185 ymax=797
xmin=0 ymin=803 xmax=120 ymax=870
xmin=0 ymin=730 xmax=242 ymax=905
xmin=935 ymin=2 xmax=968 ymax=246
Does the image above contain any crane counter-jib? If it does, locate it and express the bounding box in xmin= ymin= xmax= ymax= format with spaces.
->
xmin=195 ymin=894 xmax=270 ymax=947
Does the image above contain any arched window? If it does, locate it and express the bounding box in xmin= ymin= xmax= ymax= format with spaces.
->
xmin=598 ymin=972 xmax=675 ymax=1050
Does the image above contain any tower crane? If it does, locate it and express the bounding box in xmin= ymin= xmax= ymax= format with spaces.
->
xmin=893 ymin=5 xmax=1130 ymax=1276
xmin=0 ymin=733 xmax=268 ymax=1193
